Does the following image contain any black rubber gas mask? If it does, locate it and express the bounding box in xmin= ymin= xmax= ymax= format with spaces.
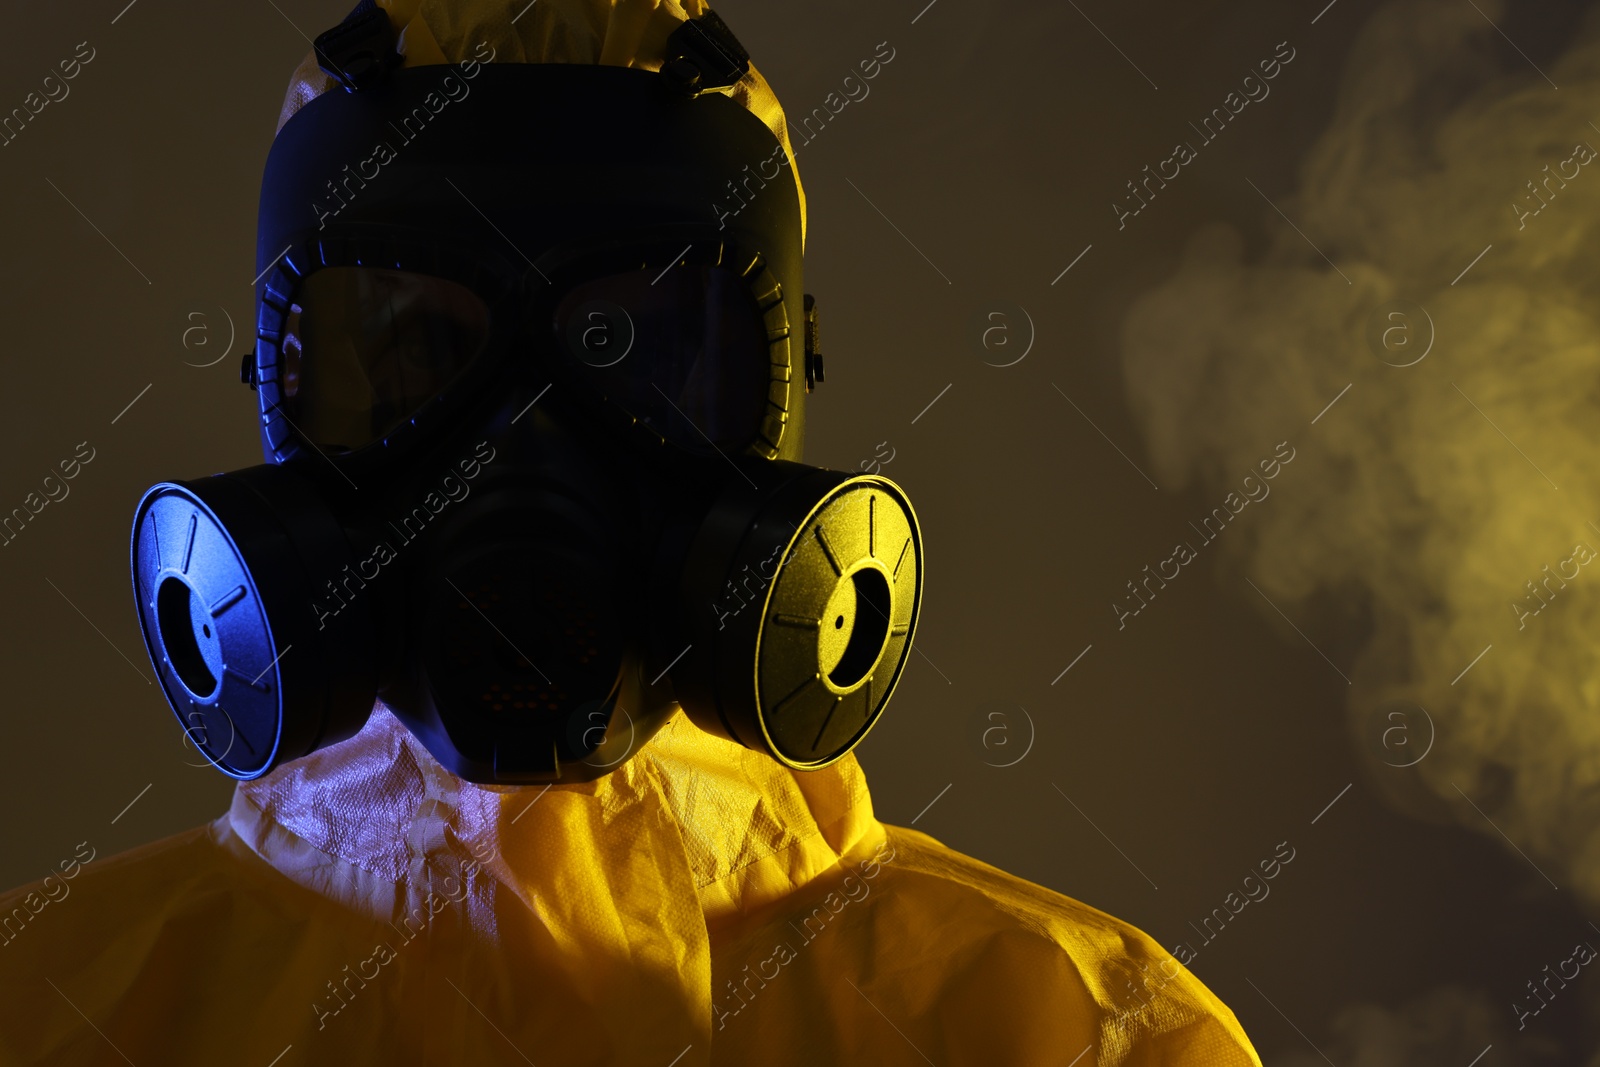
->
xmin=127 ymin=19 xmax=924 ymax=784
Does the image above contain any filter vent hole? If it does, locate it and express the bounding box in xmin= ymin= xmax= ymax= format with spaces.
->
xmin=158 ymin=576 xmax=218 ymax=699
xmin=828 ymin=569 xmax=891 ymax=690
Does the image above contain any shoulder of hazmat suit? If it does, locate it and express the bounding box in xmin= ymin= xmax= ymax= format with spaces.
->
xmin=0 ymin=1 xmax=1260 ymax=1063
xmin=0 ymin=707 xmax=1259 ymax=1066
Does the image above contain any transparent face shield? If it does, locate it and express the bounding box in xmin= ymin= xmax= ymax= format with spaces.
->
xmin=280 ymin=261 xmax=773 ymax=455
xmin=281 ymin=268 xmax=491 ymax=453
xmin=551 ymin=262 xmax=772 ymax=452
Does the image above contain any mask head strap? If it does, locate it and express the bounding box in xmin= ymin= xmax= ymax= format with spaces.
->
xmin=311 ymin=3 xmax=751 ymax=98
xmin=314 ymin=0 xmax=401 ymax=92
xmin=661 ymin=11 xmax=750 ymax=97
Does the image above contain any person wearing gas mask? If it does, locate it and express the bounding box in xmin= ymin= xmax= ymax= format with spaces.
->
xmin=0 ymin=2 xmax=1261 ymax=1063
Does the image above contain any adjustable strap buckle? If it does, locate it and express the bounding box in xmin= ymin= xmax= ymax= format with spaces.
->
xmin=661 ymin=11 xmax=751 ymax=98
xmin=803 ymin=294 xmax=825 ymax=393
xmin=314 ymin=0 xmax=401 ymax=92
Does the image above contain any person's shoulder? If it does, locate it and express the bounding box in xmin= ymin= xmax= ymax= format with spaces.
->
xmin=0 ymin=815 xmax=322 ymax=1063
xmin=865 ymin=824 xmax=1264 ymax=1066
xmin=0 ymin=816 xmax=274 ymax=970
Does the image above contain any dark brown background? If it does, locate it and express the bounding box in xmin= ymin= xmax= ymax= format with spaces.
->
xmin=0 ymin=0 xmax=1590 ymax=1062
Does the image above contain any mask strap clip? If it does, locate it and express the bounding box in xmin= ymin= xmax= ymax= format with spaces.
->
xmin=804 ymin=294 xmax=825 ymax=393
xmin=314 ymin=0 xmax=401 ymax=92
xmin=661 ymin=11 xmax=750 ymax=97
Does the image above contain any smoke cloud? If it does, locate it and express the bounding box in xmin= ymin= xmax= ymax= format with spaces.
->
xmin=1270 ymin=985 xmax=1512 ymax=1067
xmin=1120 ymin=0 xmax=1600 ymax=903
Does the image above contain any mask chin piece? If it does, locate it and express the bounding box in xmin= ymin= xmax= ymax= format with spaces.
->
xmin=476 ymin=659 xmax=680 ymax=785
xmin=569 ymin=652 xmax=683 ymax=776
xmin=394 ymin=478 xmax=681 ymax=785
xmin=669 ymin=461 xmax=924 ymax=769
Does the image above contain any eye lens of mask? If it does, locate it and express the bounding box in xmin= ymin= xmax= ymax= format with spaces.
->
xmin=552 ymin=264 xmax=770 ymax=452
xmin=281 ymin=267 xmax=492 ymax=452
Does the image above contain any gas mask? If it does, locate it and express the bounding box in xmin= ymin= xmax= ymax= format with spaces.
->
xmin=128 ymin=12 xmax=924 ymax=785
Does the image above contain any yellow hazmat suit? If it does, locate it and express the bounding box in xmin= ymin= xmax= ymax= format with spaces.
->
xmin=0 ymin=706 xmax=1258 ymax=1065
xmin=0 ymin=2 xmax=1262 ymax=1063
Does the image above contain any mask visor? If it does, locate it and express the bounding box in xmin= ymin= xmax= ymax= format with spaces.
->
xmin=280 ymin=267 xmax=491 ymax=453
